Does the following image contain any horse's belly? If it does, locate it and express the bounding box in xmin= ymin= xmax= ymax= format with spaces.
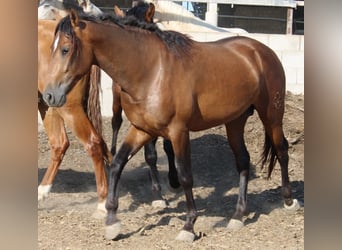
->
xmin=120 ymin=92 xmax=172 ymax=136
xmin=187 ymin=87 xmax=257 ymax=131
xmin=188 ymin=104 xmax=247 ymax=131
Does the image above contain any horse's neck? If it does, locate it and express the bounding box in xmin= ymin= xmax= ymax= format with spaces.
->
xmin=90 ymin=23 xmax=159 ymax=88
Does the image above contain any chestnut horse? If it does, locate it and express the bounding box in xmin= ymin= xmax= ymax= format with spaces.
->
xmin=38 ymin=0 xmax=110 ymax=217
xmin=38 ymin=1 xmax=178 ymax=210
xmin=43 ymin=12 xmax=300 ymax=241
xmin=38 ymin=19 xmax=111 ymax=216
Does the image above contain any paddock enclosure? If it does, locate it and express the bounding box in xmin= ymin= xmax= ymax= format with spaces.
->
xmin=38 ymin=92 xmax=304 ymax=249
xmin=38 ymin=1 xmax=304 ymax=248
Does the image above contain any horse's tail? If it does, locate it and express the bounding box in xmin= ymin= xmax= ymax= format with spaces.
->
xmin=260 ymin=132 xmax=277 ymax=179
xmin=86 ymin=65 xmax=111 ymax=164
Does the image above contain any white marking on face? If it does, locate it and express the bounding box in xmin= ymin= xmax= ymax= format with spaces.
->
xmin=53 ymin=35 xmax=60 ymax=53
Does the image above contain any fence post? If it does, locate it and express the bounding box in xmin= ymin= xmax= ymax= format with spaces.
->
xmin=286 ymin=8 xmax=293 ymax=34
xmin=205 ymin=2 xmax=218 ymax=26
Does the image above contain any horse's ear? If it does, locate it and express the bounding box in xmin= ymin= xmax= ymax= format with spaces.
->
xmin=51 ymin=9 xmax=63 ymax=21
xmin=70 ymin=9 xmax=80 ymax=28
xmin=114 ymin=5 xmax=125 ymax=17
xmin=145 ymin=3 xmax=155 ymax=23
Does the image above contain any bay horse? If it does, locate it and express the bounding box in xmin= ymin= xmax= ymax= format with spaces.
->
xmin=43 ymin=11 xmax=300 ymax=241
xmin=38 ymin=1 xmax=178 ymax=210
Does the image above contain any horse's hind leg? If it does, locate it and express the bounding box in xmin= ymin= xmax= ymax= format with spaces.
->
xmin=263 ymin=123 xmax=300 ymax=210
xmin=144 ymin=138 xmax=168 ymax=208
xmin=38 ymin=105 xmax=69 ymax=201
xmin=60 ymin=105 xmax=108 ymax=217
xmin=225 ymin=109 xmax=252 ymax=230
xmin=256 ymin=96 xmax=300 ymax=211
xmin=163 ymin=139 xmax=181 ymax=191
xmin=145 ymin=138 xmax=180 ymax=208
xmin=143 ymin=137 xmax=181 ymax=207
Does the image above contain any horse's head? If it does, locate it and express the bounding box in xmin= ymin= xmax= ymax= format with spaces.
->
xmin=126 ymin=2 xmax=155 ymax=23
xmin=43 ymin=10 xmax=92 ymax=107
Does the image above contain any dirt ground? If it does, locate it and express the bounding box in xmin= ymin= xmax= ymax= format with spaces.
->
xmin=38 ymin=92 xmax=304 ymax=249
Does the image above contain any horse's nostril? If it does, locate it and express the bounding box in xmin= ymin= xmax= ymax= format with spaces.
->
xmin=43 ymin=92 xmax=54 ymax=105
xmin=45 ymin=93 xmax=52 ymax=101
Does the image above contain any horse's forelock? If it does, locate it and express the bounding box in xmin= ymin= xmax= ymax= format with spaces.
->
xmin=55 ymin=15 xmax=73 ymax=36
xmin=54 ymin=15 xmax=80 ymax=57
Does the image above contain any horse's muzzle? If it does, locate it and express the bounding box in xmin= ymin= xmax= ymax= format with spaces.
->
xmin=43 ymin=85 xmax=67 ymax=107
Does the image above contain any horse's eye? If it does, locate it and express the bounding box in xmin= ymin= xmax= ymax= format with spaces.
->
xmin=61 ymin=47 xmax=69 ymax=55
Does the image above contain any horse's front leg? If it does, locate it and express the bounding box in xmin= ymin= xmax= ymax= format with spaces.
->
xmin=38 ymin=106 xmax=69 ymax=201
xmin=111 ymin=82 xmax=123 ymax=156
xmin=105 ymin=125 xmax=153 ymax=240
xmin=60 ymin=104 xmax=109 ymax=217
xmin=170 ymin=130 xmax=197 ymax=242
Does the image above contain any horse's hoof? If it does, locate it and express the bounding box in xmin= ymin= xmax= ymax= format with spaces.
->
xmin=92 ymin=209 xmax=106 ymax=220
xmin=105 ymin=221 xmax=121 ymax=240
xmin=38 ymin=185 xmax=52 ymax=202
xmin=175 ymin=230 xmax=195 ymax=242
xmin=38 ymin=193 xmax=45 ymax=202
xmin=152 ymin=200 xmax=167 ymax=208
xmin=284 ymin=199 xmax=300 ymax=211
xmin=167 ymin=182 xmax=182 ymax=193
xmin=227 ymin=219 xmax=244 ymax=230
xmin=92 ymin=201 xmax=107 ymax=219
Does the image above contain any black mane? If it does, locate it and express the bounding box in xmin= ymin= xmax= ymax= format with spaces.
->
xmin=56 ymin=12 xmax=193 ymax=57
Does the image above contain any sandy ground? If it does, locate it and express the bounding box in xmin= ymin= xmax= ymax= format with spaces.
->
xmin=38 ymin=92 xmax=304 ymax=249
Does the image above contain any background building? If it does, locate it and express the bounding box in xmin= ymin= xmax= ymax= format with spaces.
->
xmin=91 ymin=0 xmax=304 ymax=34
